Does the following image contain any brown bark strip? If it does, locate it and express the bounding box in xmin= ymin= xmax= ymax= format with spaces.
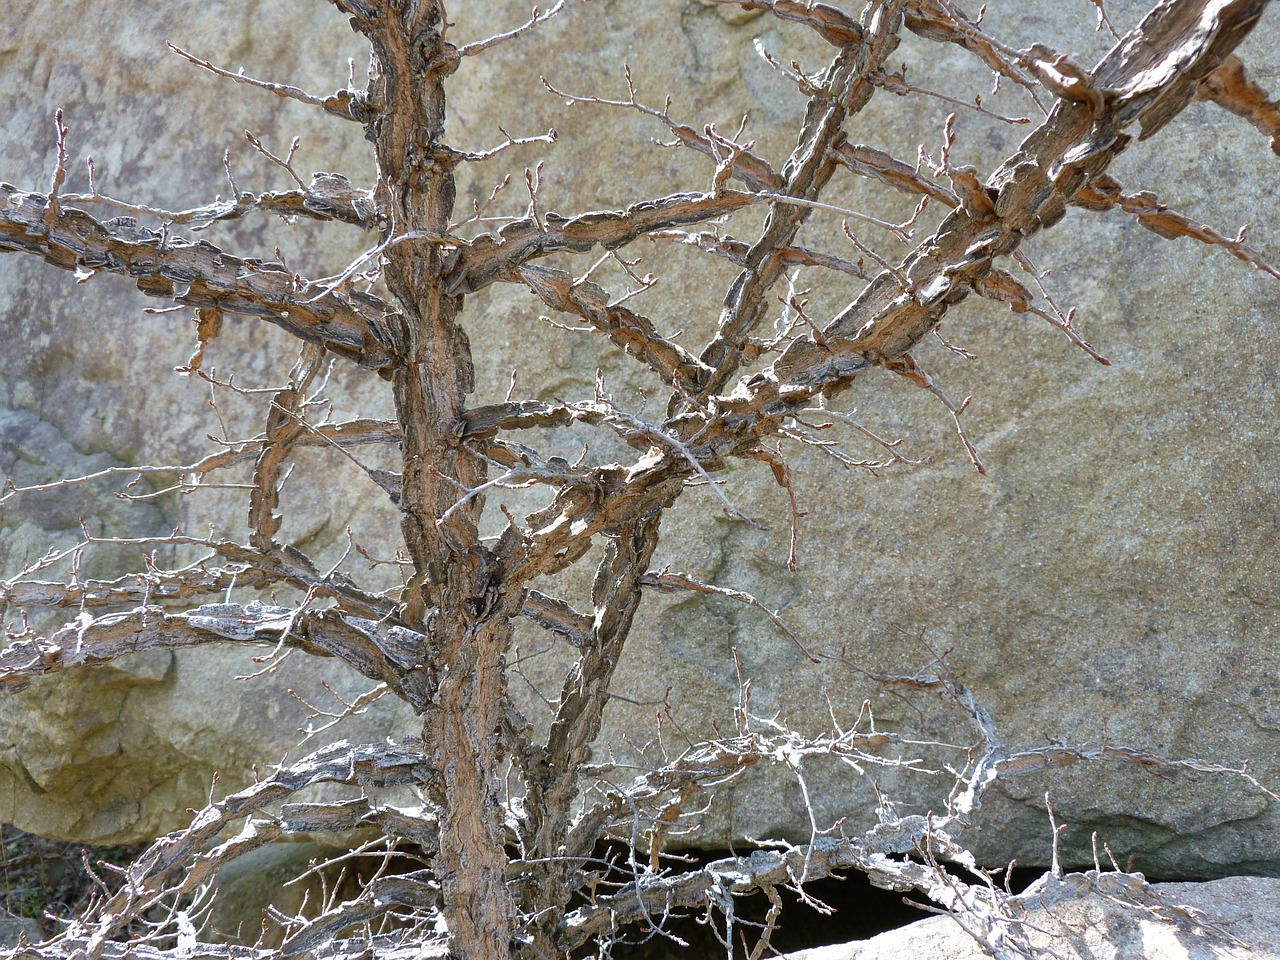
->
xmin=1196 ymin=53 xmax=1280 ymax=152
xmin=700 ymin=0 xmax=866 ymax=47
xmin=1075 ymin=173 xmax=1280 ymax=277
xmin=459 ymin=398 xmax=606 ymax=437
xmin=0 ymin=185 xmax=397 ymax=373
xmin=448 ymin=190 xmax=756 ymax=294
xmin=516 ymin=263 xmax=712 ymax=391
xmin=60 ymin=173 xmax=379 ymax=229
xmin=650 ymin=121 xmax=784 ymax=193
xmin=248 ymin=345 xmax=326 ymax=550
xmin=521 ymin=589 xmax=593 ymax=647
xmin=832 ymin=141 xmax=960 ymax=205
xmin=974 ymin=267 xmax=1111 ymax=362
xmin=1102 ymin=0 xmax=1270 ymax=139
xmin=51 ymin=178 xmax=374 ymax=231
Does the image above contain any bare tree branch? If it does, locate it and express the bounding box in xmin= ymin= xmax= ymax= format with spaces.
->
xmin=1 ymin=1 xmax=1276 ymax=958
xmin=691 ymin=0 xmax=910 ymax=401
xmin=457 ymin=2 xmax=569 ymax=57
xmin=0 ymin=186 xmax=398 ymax=372
xmin=516 ymin=263 xmax=711 ymax=390
xmin=0 ymin=601 xmax=432 ymax=702
xmin=166 ymin=42 xmax=372 ymax=123
xmin=63 ymin=171 xmax=376 ymax=230
xmin=701 ymin=0 xmax=866 ymax=48
xmin=753 ymin=0 xmax=1269 ymax=408
xmin=1195 ymin=53 xmax=1280 ymax=152
xmin=448 ymin=189 xmax=757 ymax=294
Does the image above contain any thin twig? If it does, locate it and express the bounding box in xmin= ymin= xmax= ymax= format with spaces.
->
xmin=167 ymin=42 xmax=358 ymax=119
xmin=457 ymin=2 xmax=568 ymax=57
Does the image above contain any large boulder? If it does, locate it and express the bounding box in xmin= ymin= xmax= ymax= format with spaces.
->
xmin=784 ymin=875 xmax=1280 ymax=960
xmin=0 ymin=0 xmax=1277 ymax=879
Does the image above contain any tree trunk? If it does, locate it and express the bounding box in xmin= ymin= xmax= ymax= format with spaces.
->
xmin=360 ymin=3 xmax=517 ymax=956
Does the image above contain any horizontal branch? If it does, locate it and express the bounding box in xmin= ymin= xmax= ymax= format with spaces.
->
xmin=558 ymin=670 xmax=1273 ymax=954
xmin=0 ymin=418 xmax=398 ymax=509
xmin=66 ymin=172 xmax=376 ymax=230
xmin=10 ymin=934 xmax=446 ymax=960
xmin=280 ymin=872 xmax=439 ymax=958
xmin=447 ymin=190 xmax=756 ymax=294
xmin=997 ymin=741 xmax=1280 ymax=801
xmin=0 ymin=567 xmax=274 ymax=609
xmin=10 ymin=944 xmax=274 ymax=960
xmin=832 ymin=141 xmax=959 ymax=205
xmin=459 ymin=398 xmax=610 ymax=438
xmin=650 ymin=228 xmax=868 ymax=279
xmin=559 ymin=831 xmax=955 ymax=948
xmin=700 ymin=0 xmax=864 ymax=48
xmin=565 ymin=848 xmax=1250 ymax=959
xmin=1073 ymin=173 xmax=1280 ymax=278
xmin=0 ymin=601 xmax=430 ymax=703
xmin=1 ymin=534 xmax=395 ymax=630
xmin=540 ymin=73 xmax=783 ymax=193
xmin=0 ymin=186 xmax=399 ymax=373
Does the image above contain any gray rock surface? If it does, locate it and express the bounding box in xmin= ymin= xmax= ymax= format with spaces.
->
xmin=784 ymin=875 xmax=1280 ymax=960
xmin=0 ymin=0 xmax=1278 ymax=879
xmin=0 ymin=916 xmax=43 ymax=950
xmin=205 ymin=841 xmax=338 ymax=947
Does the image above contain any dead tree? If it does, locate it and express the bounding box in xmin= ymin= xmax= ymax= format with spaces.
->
xmin=1 ymin=1 xmax=1278 ymax=958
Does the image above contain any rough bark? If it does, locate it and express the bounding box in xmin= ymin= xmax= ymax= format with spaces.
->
xmin=343 ymin=2 xmax=519 ymax=954
xmin=1 ymin=1 xmax=1277 ymax=958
